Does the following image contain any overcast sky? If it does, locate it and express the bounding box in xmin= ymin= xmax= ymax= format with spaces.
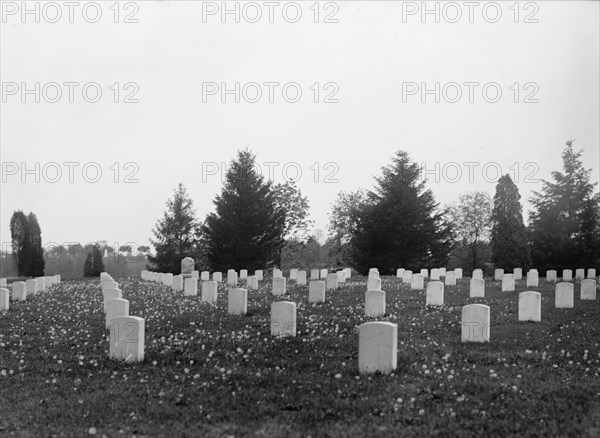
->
xmin=1 ymin=0 xmax=599 ymax=252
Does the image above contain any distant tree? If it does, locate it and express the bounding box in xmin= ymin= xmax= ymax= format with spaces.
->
xmin=327 ymin=189 xmax=368 ymax=267
xmin=27 ymin=213 xmax=45 ymax=276
xmin=272 ymin=180 xmax=313 ymax=266
xmin=83 ymin=244 xmax=105 ymax=277
xmin=149 ymin=183 xmax=204 ymax=273
xmin=350 ymin=150 xmax=454 ymax=274
xmin=490 ymin=175 xmax=531 ymax=270
xmin=447 ymin=191 xmax=492 ymax=273
xmin=529 ymin=141 xmax=600 ymax=270
xmin=138 ymin=245 xmax=151 ymax=253
xmin=10 ymin=210 xmax=30 ymax=276
xmin=203 ymin=149 xmax=285 ymax=271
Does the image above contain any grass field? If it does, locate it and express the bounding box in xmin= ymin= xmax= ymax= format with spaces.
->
xmin=1 ymin=275 xmax=599 ymax=437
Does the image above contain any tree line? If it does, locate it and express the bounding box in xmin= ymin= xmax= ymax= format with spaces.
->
xmin=149 ymin=141 xmax=599 ymax=276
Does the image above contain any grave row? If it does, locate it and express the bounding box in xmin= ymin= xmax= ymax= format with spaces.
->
xmin=0 ymin=275 xmax=62 ymax=311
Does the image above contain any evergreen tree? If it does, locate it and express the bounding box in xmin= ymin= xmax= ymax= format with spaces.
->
xmin=491 ymin=175 xmax=531 ymax=270
xmin=10 ymin=210 xmax=30 ymax=276
xmin=203 ymin=149 xmax=285 ymax=272
xmin=529 ymin=141 xmax=599 ymax=271
xmin=350 ymin=150 xmax=454 ymax=274
xmin=149 ymin=183 xmax=204 ymax=273
xmin=83 ymin=244 xmax=105 ymax=277
xmin=27 ymin=212 xmax=45 ymax=276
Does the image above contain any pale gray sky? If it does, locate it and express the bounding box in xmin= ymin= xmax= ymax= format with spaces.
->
xmin=1 ymin=1 xmax=599 ymax=251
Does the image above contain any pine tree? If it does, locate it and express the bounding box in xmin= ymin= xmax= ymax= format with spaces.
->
xmin=83 ymin=244 xmax=105 ymax=277
xmin=10 ymin=211 xmax=30 ymax=276
xmin=27 ymin=213 xmax=45 ymax=276
xmin=350 ymin=150 xmax=454 ymax=274
xmin=149 ymin=183 xmax=203 ymax=273
xmin=203 ymin=149 xmax=285 ymax=272
xmin=529 ymin=141 xmax=599 ymax=271
xmin=491 ymin=175 xmax=531 ymax=270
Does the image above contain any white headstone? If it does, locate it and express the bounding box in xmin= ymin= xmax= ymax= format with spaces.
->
xmin=555 ymin=282 xmax=574 ymax=308
xmin=109 ymin=316 xmax=145 ymax=362
xmin=326 ymin=273 xmax=338 ymax=290
xmin=310 ymin=269 xmax=319 ymax=280
xmin=430 ymin=268 xmax=440 ymax=280
xmin=271 ymin=301 xmax=296 ymax=337
xmin=494 ymin=269 xmax=504 ymax=281
xmin=358 ymin=322 xmax=397 ymax=374
xmin=246 ymin=275 xmax=258 ymax=290
xmin=502 ymin=274 xmax=515 ymax=292
xmin=309 ymin=280 xmax=326 ymax=303
xmin=320 ymin=269 xmax=328 ymax=279
xmin=575 ymin=268 xmax=585 ymax=281
xmin=103 ymin=288 xmax=122 ymax=309
xmin=228 ymin=288 xmax=247 ymax=315
xmin=546 ymin=270 xmax=557 ymax=282
xmin=337 ymin=270 xmax=346 ymax=283
xmin=296 ymin=271 xmax=307 ymax=286
xmin=162 ymin=273 xmax=173 ymax=287
xmin=213 ymin=272 xmax=223 ymax=283
xmin=26 ymin=279 xmax=37 ymax=296
xmin=0 ymin=288 xmax=9 ymax=311
xmin=255 ymin=270 xmax=263 ymax=281
xmin=420 ymin=268 xmax=428 ymax=279
xmin=439 ymin=268 xmax=446 ymax=277
xmin=580 ymin=279 xmax=597 ymax=300
xmin=454 ymin=268 xmax=463 ymax=279
xmin=201 ymin=281 xmax=218 ymax=303
xmin=181 ymin=257 xmax=194 ymax=277
xmin=526 ymin=271 xmax=539 ymax=287
xmin=587 ymin=268 xmax=596 ymax=279
xmin=192 ymin=270 xmax=199 ymax=279
xmin=445 ymin=271 xmax=456 ymax=286
xmin=461 ymin=304 xmax=490 ymax=342
xmin=105 ymin=298 xmax=129 ymax=329
xmin=513 ymin=268 xmax=522 ymax=280
xmin=272 ymin=276 xmax=286 ymax=296
xmin=12 ymin=281 xmax=27 ymax=301
xmin=35 ymin=277 xmax=46 ymax=292
xmin=396 ymin=268 xmax=405 ymax=278
xmin=426 ymin=281 xmax=444 ymax=306
xmin=0 ymin=278 xmax=6 ymax=288
xmin=227 ymin=270 xmax=238 ymax=286
xmin=518 ymin=291 xmax=541 ymax=322
xmin=172 ymin=275 xmax=183 ymax=292
xmin=365 ymin=290 xmax=386 ymax=317
xmin=472 ymin=269 xmax=483 ymax=280
xmin=402 ymin=270 xmax=413 ymax=283
xmin=344 ymin=268 xmax=352 ymax=279
xmin=273 ymin=269 xmax=282 ymax=278
xmin=367 ymin=277 xmax=381 ymax=291
xmin=562 ymin=269 xmax=573 ymax=281
xmin=102 ymin=281 xmax=119 ymax=292
xmin=469 ymin=278 xmax=485 ymax=298
xmin=240 ymin=269 xmax=248 ymax=280
xmin=184 ymin=278 xmax=198 ymax=296
xmin=289 ymin=269 xmax=298 ymax=281
xmin=411 ymin=274 xmax=424 ymax=290
xmin=100 ymin=272 xmax=111 ymax=284
xmin=200 ymin=271 xmax=210 ymax=281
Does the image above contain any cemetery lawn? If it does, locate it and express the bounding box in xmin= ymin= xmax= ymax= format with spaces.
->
xmin=2 ymin=277 xmax=600 ymax=437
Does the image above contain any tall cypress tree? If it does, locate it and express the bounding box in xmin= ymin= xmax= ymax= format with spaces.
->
xmin=491 ymin=175 xmax=531 ymax=270
xmin=203 ymin=149 xmax=285 ymax=272
xmin=529 ymin=141 xmax=599 ymax=271
xmin=83 ymin=244 xmax=105 ymax=277
xmin=10 ymin=211 xmax=30 ymax=276
xmin=27 ymin=213 xmax=45 ymax=276
xmin=149 ymin=183 xmax=203 ymax=273
xmin=350 ymin=150 xmax=454 ymax=274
